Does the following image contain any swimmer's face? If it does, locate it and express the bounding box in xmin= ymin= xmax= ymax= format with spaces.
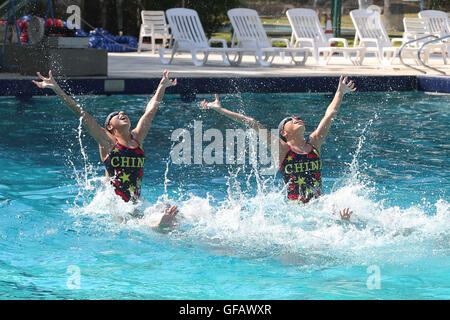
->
xmin=282 ymin=116 xmax=305 ymax=139
xmin=107 ymin=111 xmax=131 ymax=132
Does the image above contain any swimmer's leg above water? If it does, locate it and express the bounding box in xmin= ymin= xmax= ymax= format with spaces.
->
xmin=200 ymin=76 xmax=356 ymax=222
xmin=33 ymin=70 xmax=179 ymax=228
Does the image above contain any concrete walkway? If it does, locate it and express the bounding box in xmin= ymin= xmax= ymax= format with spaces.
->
xmin=0 ymin=51 xmax=448 ymax=80
xmin=107 ymin=51 xmax=450 ymax=78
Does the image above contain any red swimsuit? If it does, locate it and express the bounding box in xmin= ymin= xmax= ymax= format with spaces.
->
xmin=103 ymin=139 xmax=146 ymax=202
xmin=278 ymin=142 xmax=322 ymax=203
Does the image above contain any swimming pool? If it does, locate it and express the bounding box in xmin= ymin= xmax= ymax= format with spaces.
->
xmin=0 ymin=91 xmax=448 ymax=299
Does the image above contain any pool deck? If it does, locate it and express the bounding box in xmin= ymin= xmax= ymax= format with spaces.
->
xmin=1 ymin=51 xmax=449 ymax=96
xmin=106 ymin=52 xmax=450 ymax=78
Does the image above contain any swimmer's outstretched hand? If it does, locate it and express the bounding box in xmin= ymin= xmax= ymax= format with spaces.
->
xmin=157 ymin=205 xmax=179 ymax=228
xmin=337 ymin=75 xmax=356 ymax=95
xmin=339 ymin=207 xmax=353 ymax=222
xmin=159 ymin=70 xmax=177 ymax=88
xmin=200 ymin=94 xmax=221 ymax=110
xmin=32 ymin=70 xmax=57 ymax=90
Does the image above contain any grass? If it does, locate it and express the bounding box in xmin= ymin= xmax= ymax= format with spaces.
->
xmin=258 ymin=15 xmax=354 ymax=28
xmin=212 ymin=14 xmax=416 ymax=47
xmin=260 ymin=13 xmax=419 ymax=29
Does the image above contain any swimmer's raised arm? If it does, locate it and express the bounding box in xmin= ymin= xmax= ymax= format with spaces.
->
xmin=201 ymin=94 xmax=281 ymax=152
xmin=132 ymin=70 xmax=177 ymax=144
xmin=32 ymin=71 xmax=113 ymax=149
xmin=148 ymin=205 xmax=179 ymax=230
xmin=309 ymin=76 xmax=356 ymax=149
xmin=201 ymin=94 xmax=263 ymax=129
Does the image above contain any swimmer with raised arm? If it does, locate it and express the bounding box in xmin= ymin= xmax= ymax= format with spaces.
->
xmin=33 ymin=70 xmax=178 ymax=228
xmin=201 ymin=76 xmax=355 ymax=222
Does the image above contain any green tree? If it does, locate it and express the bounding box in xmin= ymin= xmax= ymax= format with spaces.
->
xmin=383 ymin=0 xmax=403 ymax=32
xmin=83 ymin=0 xmax=240 ymax=38
xmin=183 ymin=0 xmax=240 ymax=37
xmin=429 ymin=0 xmax=450 ymax=11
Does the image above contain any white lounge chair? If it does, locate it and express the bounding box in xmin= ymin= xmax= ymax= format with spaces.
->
xmin=419 ymin=10 xmax=450 ymax=36
xmin=418 ymin=10 xmax=449 ymax=64
xmin=227 ymin=8 xmax=308 ymax=66
xmin=403 ymin=17 xmax=429 ymax=42
xmin=350 ymin=9 xmax=404 ymax=64
xmin=401 ymin=17 xmax=432 ymax=64
xmin=159 ymin=8 xmax=242 ymax=66
xmin=138 ymin=11 xmax=171 ymax=54
xmin=286 ymin=8 xmax=366 ymax=65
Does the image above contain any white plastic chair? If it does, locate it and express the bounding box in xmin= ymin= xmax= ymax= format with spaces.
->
xmin=419 ymin=10 xmax=450 ymax=36
xmin=286 ymin=8 xmax=366 ymax=65
xmin=400 ymin=17 xmax=436 ymax=65
xmin=419 ymin=10 xmax=449 ymax=64
xmin=366 ymin=5 xmax=381 ymax=14
xmin=350 ymin=9 xmax=404 ymax=64
xmin=227 ymin=8 xmax=309 ymax=66
xmin=138 ymin=11 xmax=171 ymax=54
xmin=159 ymin=8 xmax=242 ymax=66
xmin=403 ymin=17 xmax=429 ymax=43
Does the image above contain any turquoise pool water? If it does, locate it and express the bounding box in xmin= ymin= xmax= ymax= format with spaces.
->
xmin=0 ymin=91 xmax=448 ymax=299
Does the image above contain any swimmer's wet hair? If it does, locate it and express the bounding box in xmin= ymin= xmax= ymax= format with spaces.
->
xmin=278 ymin=117 xmax=293 ymax=142
xmin=104 ymin=111 xmax=120 ymax=130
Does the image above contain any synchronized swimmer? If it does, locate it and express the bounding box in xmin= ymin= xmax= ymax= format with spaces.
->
xmin=33 ymin=70 xmax=179 ymax=228
xmin=201 ymin=76 xmax=355 ymax=221
xmin=33 ymin=70 xmax=354 ymax=225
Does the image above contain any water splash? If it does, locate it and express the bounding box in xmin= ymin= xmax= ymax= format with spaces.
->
xmin=164 ymin=141 xmax=178 ymax=195
xmin=67 ymin=107 xmax=448 ymax=267
xmin=64 ymin=114 xmax=97 ymax=209
xmin=69 ymin=157 xmax=449 ymax=270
